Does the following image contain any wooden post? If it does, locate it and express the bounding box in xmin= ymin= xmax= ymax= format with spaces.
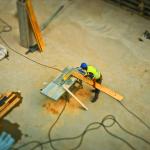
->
xmin=63 ymin=85 xmax=88 ymax=110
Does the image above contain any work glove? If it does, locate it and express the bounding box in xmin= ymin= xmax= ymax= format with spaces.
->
xmin=87 ymin=72 xmax=94 ymax=80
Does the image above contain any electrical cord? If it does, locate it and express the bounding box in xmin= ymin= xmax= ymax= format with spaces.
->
xmin=12 ymin=100 xmax=68 ymax=150
xmin=12 ymin=141 xmax=44 ymax=150
xmin=0 ymin=35 xmax=62 ymax=72
xmin=13 ymin=102 xmax=150 ymax=150
xmin=118 ymin=101 xmax=150 ymax=130
xmin=29 ymin=100 xmax=68 ymax=150
xmin=48 ymin=100 xmax=68 ymax=150
xmin=0 ymin=18 xmax=150 ymax=150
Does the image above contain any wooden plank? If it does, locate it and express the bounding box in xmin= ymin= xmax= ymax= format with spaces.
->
xmin=63 ymin=85 xmax=88 ymax=110
xmin=0 ymin=92 xmax=22 ymax=118
xmin=26 ymin=0 xmax=45 ymax=52
xmin=72 ymin=71 xmax=124 ymax=101
xmin=0 ymin=98 xmax=20 ymax=118
xmin=0 ymin=93 xmax=15 ymax=111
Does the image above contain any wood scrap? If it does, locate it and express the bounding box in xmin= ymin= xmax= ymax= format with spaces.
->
xmin=0 ymin=92 xmax=22 ymax=119
xmin=63 ymin=85 xmax=88 ymax=110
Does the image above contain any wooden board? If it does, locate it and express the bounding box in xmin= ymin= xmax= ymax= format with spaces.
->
xmin=72 ymin=71 xmax=124 ymax=101
xmin=63 ymin=85 xmax=88 ymax=110
xmin=0 ymin=92 xmax=22 ymax=118
xmin=26 ymin=0 xmax=45 ymax=52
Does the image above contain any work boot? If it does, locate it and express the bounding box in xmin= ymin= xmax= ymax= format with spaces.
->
xmin=91 ymin=95 xmax=98 ymax=103
xmin=91 ymin=89 xmax=96 ymax=93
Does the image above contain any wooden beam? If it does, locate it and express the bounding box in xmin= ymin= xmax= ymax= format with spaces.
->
xmin=63 ymin=85 xmax=88 ymax=110
xmin=0 ymin=92 xmax=22 ymax=119
xmin=72 ymin=71 xmax=124 ymax=101
xmin=26 ymin=0 xmax=45 ymax=52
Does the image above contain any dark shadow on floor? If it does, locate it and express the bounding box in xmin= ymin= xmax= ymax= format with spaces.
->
xmin=0 ymin=119 xmax=22 ymax=143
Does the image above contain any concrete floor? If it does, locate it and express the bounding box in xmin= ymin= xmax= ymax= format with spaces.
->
xmin=0 ymin=0 xmax=150 ymax=149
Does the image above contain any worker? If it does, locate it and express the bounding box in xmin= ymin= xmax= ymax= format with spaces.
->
xmin=80 ymin=63 xmax=102 ymax=102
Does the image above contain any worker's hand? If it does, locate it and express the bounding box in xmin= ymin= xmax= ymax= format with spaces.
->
xmin=78 ymin=69 xmax=86 ymax=75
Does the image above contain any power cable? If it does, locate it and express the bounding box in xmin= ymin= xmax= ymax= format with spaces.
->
xmin=48 ymin=100 xmax=68 ymax=150
xmin=119 ymin=102 xmax=150 ymax=130
xmin=12 ymin=141 xmax=44 ymax=150
xmin=0 ymin=35 xmax=62 ymax=72
xmin=12 ymin=100 xmax=68 ymax=150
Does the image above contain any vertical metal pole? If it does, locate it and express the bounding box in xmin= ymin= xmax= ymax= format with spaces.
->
xmin=16 ymin=0 xmax=34 ymax=48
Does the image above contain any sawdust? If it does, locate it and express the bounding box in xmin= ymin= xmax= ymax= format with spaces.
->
xmin=43 ymin=89 xmax=92 ymax=115
xmin=43 ymin=99 xmax=65 ymax=115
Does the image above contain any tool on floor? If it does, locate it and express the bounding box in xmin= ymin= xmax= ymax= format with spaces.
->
xmin=139 ymin=30 xmax=150 ymax=41
xmin=0 ymin=92 xmax=22 ymax=118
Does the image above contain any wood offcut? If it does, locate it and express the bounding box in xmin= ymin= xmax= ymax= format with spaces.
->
xmin=0 ymin=92 xmax=22 ymax=119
